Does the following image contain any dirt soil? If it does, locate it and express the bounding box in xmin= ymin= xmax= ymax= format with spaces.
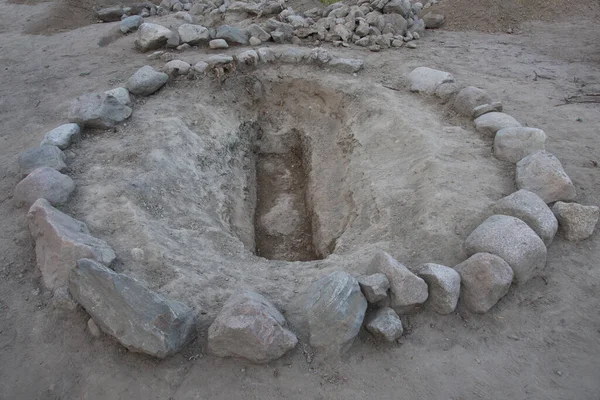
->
xmin=1 ymin=1 xmax=600 ymax=399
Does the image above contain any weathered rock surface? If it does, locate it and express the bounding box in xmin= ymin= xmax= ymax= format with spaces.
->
xmin=423 ymin=12 xmax=445 ymax=28
xmin=27 ymin=199 xmax=116 ymax=290
xmin=126 ymin=66 xmax=169 ymax=96
xmin=453 ymin=86 xmax=492 ymax=117
xmin=40 ymin=123 xmax=80 ymax=149
xmin=464 ymin=215 xmax=547 ymax=285
xmin=105 ymin=87 xmax=132 ymax=107
xmin=474 ymin=112 xmax=521 ymax=136
xmin=454 ymin=253 xmax=513 ymax=313
xmin=329 ymin=57 xmax=364 ymax=73
xmin=68 ymin=93 xmax=132 ymax=129
xmin=493 ymin=189 xmax=558 ymax=245
xmin=494 ymin=127 xmax=547 ymax=163
xmin=97 ymin=6 xmax=123 ymax=22
xmin=135 ymin=23 xmax=173 ymax=52
xmin=208 ymin=290 xmax=297 ymax=363
xmin=178 ymin=24 xmax=210 ymax=45
xmin=357 ymin=273 xmax=390 ymax=303
xmin=287 ymin=271 xmax=367 ymax=354
xmin=552 ymin=202 xmax=599 ymax=241
xmin=369 ymin=251 xmax=428 ymax=313
xmin=216 ymin=25 xmax=248 ymax=44
xmin=365 ymin=307 xmax=403 ymax=342
xmin=206 ymin=54 xmax=234 ymax=67
xmin=209 ymin=38 xmax=229 ymax=49
xmin=472 ymin=101 xmax=503 ymax=118
xmin=14 ymin=167 xmax=75 ymax=207
xmin=236 ymin=49 xmax=259 ymax=68
xmin=246 ymin=24 xmax=271 ymax=42
xmin=163 ymin=60 xmax=191 ymax=76
xmin=515 ymin=151 xmax=576 ymax=203
xmin=408 ymin=67 xmax=454 ymax=94
xmin=415 ymin=263 xmax=460 ymax=314
xmin=120 ymin=15 xmax=144 ymax=33
xmin=18 ymin=145 xmax=67 ymax=177
xmin=69 ymin=258 xmax=196 ymax=358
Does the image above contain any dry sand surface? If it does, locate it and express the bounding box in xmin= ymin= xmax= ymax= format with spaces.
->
xmin=1 ymin=0 xmax=599 ymax=399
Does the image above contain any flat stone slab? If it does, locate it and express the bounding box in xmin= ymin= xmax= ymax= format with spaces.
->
xmin=14 ymin=167 xmax=74 ymax=207
xmin=464 ymin=215 xmax=547 ymax=285
xmin=494 ymin=127 xmax=547 ymax=163
xmin=365 ymin=307 xmax=403 ymax=342
xmin=208 ymin=290 xmax=297 ymax=363
xmin=357 ymin=273 xmax=390 ymax=303
xmin=474 ymin=112 xmax=521 ymax=136
xmin=493 ymin=189 xmax=558 ymax=245
xmin=453 ymin=86 xmax=492 ymax=117
xmin=126 ymin=66 xmax=169 ymax=96
xmin=68 ymin=92 xmax=132 ymax=129
xmin=516 ymin=151 xmax=576 ymax=203
xmin=415 ymin=263 xmax=460 ymax=314
xmin=407 ymin=67 xmax=454 ymax=94
xmin=552 ymin=201 xmax=599 ymax=241
xmin=18 ymin=145 xmax=66 ymax=177
xmin=40 ymin=123 xmax=81 ymax=149
xmin=70 ymin=258 xmax=196 ymax=358
xmin=27 ymin=199 xmax=116 ymax=291
xmin=135 ymin=23 xmax=173 ymax=52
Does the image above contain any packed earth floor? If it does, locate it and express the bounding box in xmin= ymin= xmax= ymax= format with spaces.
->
xmin=1 ymin=0 xmax=600 ymax=399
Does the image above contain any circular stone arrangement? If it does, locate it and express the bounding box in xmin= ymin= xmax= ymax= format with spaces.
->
xmin=15 ymin=49 xmax=599 ymax=362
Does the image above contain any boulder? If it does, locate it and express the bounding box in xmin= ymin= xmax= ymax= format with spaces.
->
xmin=287 ymin=271 xmax=367 ymax=354
xmin=18 ymin=145 xmax=66 ymax=177
xmin=68 ymin=93 xmax=132 ymax=129
xmin=97 ymin=6 xmax=124 ymax=22
xmin=215 ymin=25 xmax=248 ymax=45
xmin=423 ymin=12 xmax=445 ymax=28
xmin=14 ymin=167 xmax=75 ymax=207
xmin=208 ymin=290 xmax=297 ymax=363
xmin=135 ymin=23 xmax=173 ymax=52
xmin=453 ymin=86 xmax=492 ymax=117
xmin=368 ymin=251 xmax=428 ymax=313
xmin=365 ymin=307 xmax=403 ymax=342
xmin=104 ymin=87 xmax=131 ymax=107
xmin=69 ymin=259 xmax=196 ymax=358
xmin=40 ymin=123 xmax=80 ymax=149
xmin=178 ymin=24 xmax=210 ymax=45
xmin=27 ymin=199 xmax=116 ymax=291
xmin=126 ymin=66 xmax=169 ymax=96
xmin=515 ymin=151 xmax=576 ymax=203
xmin=494 ymin=127 xmax=547 ymax=163
xmin=120 ymin=15 xmax=144 ymax=33
xmin=357 ymin=273 xmax=390 ymax=303
xmin=474 ymin=112 xmax=521 ymax=136
xmin=454 ymin=253 xmax=513 ymax=313
xmin=382 ymin=13 xmax=407 ymax=35
xmin=209 ymin=38 xmax=229 ymax=49
xmin=163 ymin=60 xmax=191 ymax=76
xmin=407 ymin=67 xmax=454 ymax=95
xmin=382 ymin=0 xmax=411 ymax=17
xmin=552 ymin=202 xmax=599 ymax=241
xmin=464 ymin=215 xmax=547 ymax=285
xmin=415 ymin=263 xmax=460 ymax=314
xmin=493 ymin=189 xmax=558 ymax=245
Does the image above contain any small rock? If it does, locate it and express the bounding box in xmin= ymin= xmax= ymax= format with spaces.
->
xmin=474 ymin=112 xmax=521 ymax=136
xmin=40 ymin=123 xmax=80 ymax=150
xmin=454 ymin=253 xmax=513 ymax=313
xmin=328 ymin=57 xmax=364 ymax=73
xmin=18 ymin=145 xmax=66 ymax=177
xmin=147 ymin=50 xmax=165 ymax=60
xmin=422 ymin=12 xmax=445 ymax=28
xmin=135 ymin=23 xmax=173 ymax=52
xmin=178 ymin=24 xmax=210 ymax=45
xmin=552 ymin=202 xmax=599 ymax=241
xmin=246 ymin=24 xmax=271 ymax=42
xmin=87 ymin=318 xmax=101 ymax=338
xmin=494 ymin=127 xmax=547 ymax=163
xmin=365 ymin=307 xmax=403 ymax=342
xmin=415 ymin=263 xmax=460 ymax=314
xmin=97 ymin=6 xmax=124 ymax=22
xmin=215 ymin=25 xmax=248 ymax=45
xmin=369 ymin=44 xmax=381 ymax=52
xmin=120 ymin=15 xmax=144 ymax=33
xmin=357 ymin=273 xmax=390 ymax=303
xmin=126 ymin=66 xmax=169 ymax=96
xmin=167 ymin=29 xmax=181 ymax=48
xmin=236 ymin=49 xmax=259 ymax=68
xmin=206 ymin=54 xmax=234 ymax=67
xmin=249 ymin=36 xmax=262 ymax=46
xmin=50 ymin=286 xmax=78 ymax=311
xmin=453 ymin=86 xmax=493 ymax=117
xmin=68 ymin=92 xmax=132 ymax=129
xmin=104 ymin=87 xmax=131 ymax=107
xmin=291 ymin=36 xmax=302 ymax=45
xmin=163 ymin=60 xmax=191 ymax=76
xmin=257 ymin=47 xmax=276 ymax=63
xmin=515 ymin=151 xmax=576 ymax=203
xmin=472 ymin=101 xmax=503 ymax=118
xmin=209 ymin=38 xmax=229 ymax=49
xmin=434 ymin=82 xmax=460 ymax=103
xmin=193 ymin=61 xmax=209 ymax=74
xmin=14 ymin=167 xmax=75 ymax=207
xmin=407 ymin=67 xmax=453 ymax=94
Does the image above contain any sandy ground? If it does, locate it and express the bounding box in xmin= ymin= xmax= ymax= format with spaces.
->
xmin=1 ymin=1 xmax=599 ymax=399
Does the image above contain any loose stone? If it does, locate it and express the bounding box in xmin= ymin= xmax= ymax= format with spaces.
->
xmin=126 ymin=65 xmax=169 ymax=96
xmin=357 ymin=273 xmax=390 ymax=303
xmin=14 ymin=167 xmax=75 ymax=207
xmin=18 ymin=145 xmax=67 ymax=177
xmin=515 ymin=151 xmax=576 ymax=203
xmin=68 ymin=92 xmax=132 ymax=129
xmin=494 ymin=127 xmax=547 ymax=163
xmin=415 ymin=263 xmax=460 ymax=314
xmin=552 ymin=202 xmax=599 ymax=241
xmin=365 ymin=307 xmax=404 ymax=341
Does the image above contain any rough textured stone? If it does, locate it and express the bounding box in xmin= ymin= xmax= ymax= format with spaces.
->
xmin=97 ymin=6 xmax=123 ymax=22
xmin=365 ymin=307 xmax=403 ymax=342
xmin=329 ymin=57 xmax=364 ymax=73
xmin=216 ymin=25 xmax=248 ymax=44
xmin=415 ymin=263 xmax=460 ymax=314
xmin=453 ymin=86 xmax=492 ymax=117
xmin=493 ymin=189 xmax=558 ymax=245
xmin=178 ymin=24 xmax=210 ymax=45
xmin=27 ymin=199 xmax=116 ymax=291
xmin=163 ymin=60 xmax=191 ymax=76
xmin=383 ymin=0 xmax=411 ymax=17
xmin=167 ymin=29 xmax=180 ymax=48
xmin=472 ymin=101 xmax=503 ymax=118
xmin=206 ymin=54 xmax=234 ymax=67
xmin=552 ymin=202 xmax=599 ymax=241
xmin=423 ymin=12 xmax=445 ymax=28
xmin=246 ymin=24 xmax=271 ymax=42
xmin=18 ymin=145 xmax=67 ymax=177
xmin=464 ymin=215 xmax=547 ymax=285
xmin=193 ymin=61 xmax=209 ymax=74
xmin=474 ymin=112 xmax=521 ymax=136
xmin=208 ymin=290 xmax=297 ymax=363
xmin=434 ymin=82 xmax=459 ymax=103
xmin=369 ymin=251 xmax=428 ymax=313
xmin=287 ymin=271 xmax=367 ymax=354
xmin=357 ymin=273 xmax=390 ymax=303
xmin=70 ymin=259 xmax=196 ymax=358
xmin=494 ymin=127 xmax=547 ymax=163
xmin=454 ymin=253 xmax=513 ymax=313
xmin=135 ymin=23 xmax=173 ymax=52
xmin=68 ymin=92 xmax=132 ymax=129
xmin=408 ymin=67 xmax=454 ymax=94
xmin=515 ymin=151 xmax=576 ymax=203
xmin=104 ymin=87 xmax=131 ymax=107
xmin=14 ymin=167 xmax=75 ymax=207
xmin=40 ymin=123 xmax=80 ymax=149
xmin=126 ymin=66 xmax=169 ymax=96
xmin=236 ymin=49 xmax=259 ymax=68
xmin=209 ymin=38 xmax=229 ymax=49
xmin=120 ymin=15 xmax=144 ymax=33
xmin=249 ymin=37 xmax=262 ymax=46
xmin=382 ymin=13 xmax=407 ymax=35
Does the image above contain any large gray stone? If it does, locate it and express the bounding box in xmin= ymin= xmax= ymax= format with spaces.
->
xmin=105 ymin=87 xmax=131 ymax=107
xmin=97 ymin=6 xmax=124 ymax=22
xmin=423 ymin=12 xmax=445 ymax=28
xmin=215 ymin=25 xmax=248 ymax=45
xmin=27 ymin=199 xmax=116 ymax=291
xmin=382 ymin=0 xmax=411 ymax=17
xmin=453 ymin=86 xmax=492 ymax=117
xmin=494 ymin=127 xmax=547 ymax=163
xmin=68 ymin=93 xmax=132 ymax=129
xmin=246 ymin=24 xmax=271 ymax=42
xmin=357 ymin=273 xmax=390 ymax=303
xmin=40 ymin=123 xmax=80 ymax=149
xmin=126 ymin=66 xmax=169 ymax=96
xmin=69 ymin=258 xmax=196 ymax=358
xmin=454 ymin=253 xmax=513 ymax=313
xmin=474 ymin=112 xmax=521 ymax=136
xmin=369 ymin=251 xmax=428 ymax=313
xmin=178 ymin=24 xmax=210 ymax=45
xmin=206 ymin=54 xmax=234 ymax=67
xmin=163 ymin=60 xmax=191 ymax=76
xmin=515 ymin=151 xmax=576 ymax=203
xmin=120 ymin=15 xmax=144 ymax=33
xmin=408 ymin=67 xmax=454 ymax=95
xmin=415 ymin=263 xmax=460 ymax=314
xmin=464 ymin=215 xmax=547 ymax=285
xmin=18 ymin=145 xmax=66 ymax=177
xmin=287 ymin=271 xmax=367 ymax=355
xmin=209 ymin=38 xmax=229 ymax=49
xmin=493 ymin=189 xmax=558 ymax=245
xmin=365 ymin=307 xmax=403 ymax=342
xmin=14 ymin=167 xmax=75 ymax=207
xmin=552 ymin=202 xmax=599 ymax=241
xmin=382 ymin=13 xmax=407 ymax=35
xmin=208 ymin=290 xmax=297 ymax=363
xmin=135 ymin=23 xmax=173 ymax=52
